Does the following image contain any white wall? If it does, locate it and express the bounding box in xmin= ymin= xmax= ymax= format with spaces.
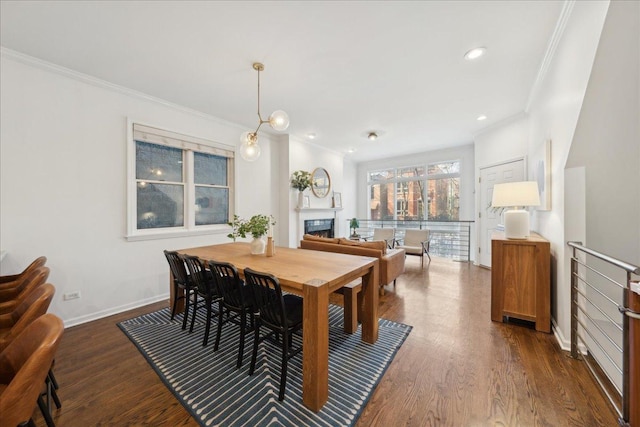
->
xmin=562 ymin=1 xmax=639 ymax=387
xmin=342 ymin=158 xmax=358 ymax=223
xmin=473 ymin=1 xmax=611 ymax=346
xmin=356 ymin=144 xmax=476 ymax=261
xmin=474 ymin=113 xmax=529 ymax=173
xmin=565 ymin=0 xmax=640 ymax=263
xmin=0 ymin=51 xmax=278 ymax=326
xmin=284 ymin=137 xmax=350 ymax=247
xmin=527 ymin=0 xmax=610 ymax=345
xmin=473 ymin=114 xmax=529 ymax=265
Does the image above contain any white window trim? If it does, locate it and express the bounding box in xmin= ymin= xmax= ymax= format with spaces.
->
xmin=427 ymin=159 xmax=461 ymax=179
xmin=125 ymin=119 xmax=235 ymax=242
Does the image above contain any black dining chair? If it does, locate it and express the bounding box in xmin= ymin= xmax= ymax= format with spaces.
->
xmin=208 ymin=260 xmax=255 ymax=368
xmin=181 ymin=255 xmax=221 ymax=347
xmin=164 ymin=250 xmax=195 ymax=330
xmin=243 ymin=267 xmax=303 ymax=401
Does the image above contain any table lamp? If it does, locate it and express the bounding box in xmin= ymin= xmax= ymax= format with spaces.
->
xmin=491 ymin=181 xmax=540 ymax=239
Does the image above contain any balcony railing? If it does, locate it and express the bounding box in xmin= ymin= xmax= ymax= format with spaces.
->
xmin=349 ymin=219 xmax=473 ymax=261
xmin=568 ymin=241 xmax=640 ymax=427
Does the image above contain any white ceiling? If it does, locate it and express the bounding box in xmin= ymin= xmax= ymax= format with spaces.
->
xmin=0 ymin=1 xmax=564 ymax=163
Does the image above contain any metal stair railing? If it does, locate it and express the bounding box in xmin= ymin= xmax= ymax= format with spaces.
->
xmin=349 ymin=219 xmax=473 ymax=261
xmin=568 ymin=241 xmax=640 ymax=427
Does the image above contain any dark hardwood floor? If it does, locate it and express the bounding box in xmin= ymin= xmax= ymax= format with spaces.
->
xmin=34 ymin=257 xmax=618 ymax=426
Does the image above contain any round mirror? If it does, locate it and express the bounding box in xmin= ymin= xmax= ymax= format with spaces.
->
xmin=311 ymin=167 xmax=331 ymax=198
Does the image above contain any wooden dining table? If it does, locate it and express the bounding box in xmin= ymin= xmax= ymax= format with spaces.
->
xmin=172 ymin=242 xmax=379 ymax=412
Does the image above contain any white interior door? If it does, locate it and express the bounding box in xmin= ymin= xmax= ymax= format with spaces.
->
xmin=478 ymin=159 xmax=525 ymax=267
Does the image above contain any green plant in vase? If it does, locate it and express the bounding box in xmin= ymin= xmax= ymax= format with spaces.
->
xmin=290 ymin=170 xmax=312 ymax=208
xmin=227 ymin=214 xmax=244 ymax=241
xmin=227 ymin=214 xmax=276 ymax=254
xmin=290 ymin=170 xmax=312 ymax=191
xmin=241 ymin=214 xmax=274 ymax=238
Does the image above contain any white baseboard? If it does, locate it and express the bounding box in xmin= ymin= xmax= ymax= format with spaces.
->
xmin=552 ymin=317 xmax=571 ymax=351
xmin=62 ymin=293 xmax=169 ymax=328
xmin=552 ymin=317 xmax=589 ymax=354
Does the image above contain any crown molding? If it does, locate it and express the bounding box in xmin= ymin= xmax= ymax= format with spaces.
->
xmin=0 ymin=47 xmax=246 ymax=131
xmin=525 ymin=0 xmax=576 ymax=112
xmin=289 ymin=134 xmax=346 ymax=159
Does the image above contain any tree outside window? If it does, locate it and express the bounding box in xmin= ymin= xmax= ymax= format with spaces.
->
xmin=427 ymin=162 xmax=460 ymax=221
xmin=367 ymin=162 xmax=459 ymax=221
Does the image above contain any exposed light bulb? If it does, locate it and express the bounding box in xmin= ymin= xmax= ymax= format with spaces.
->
xmin=238 ymin=62 xmax=289 ymax=161
xmin=239 ymin=140 xmax=261 ymax=162
xmin=269 ymin=110 xmax=290 ymax=131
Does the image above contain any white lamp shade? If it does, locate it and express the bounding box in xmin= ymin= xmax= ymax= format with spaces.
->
xmin=239 ymin=140 xmax=260 ymax=161
xmin=269 ymin=110 xmax=290 ymax=131
xmin=491 ymin=181 xmax=540 ymax=208
xmin=492 ymin=181 xmax=540 ymax=239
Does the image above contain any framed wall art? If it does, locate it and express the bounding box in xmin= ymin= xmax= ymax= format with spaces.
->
xmin=534 ymin=139 xmax=551 ymax=211
xmin=332 ymin=192 xmax=342 ymax=208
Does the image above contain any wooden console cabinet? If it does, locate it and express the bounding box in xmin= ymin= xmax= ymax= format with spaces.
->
xmin=491 ymin=231 xmax=551 ymax=333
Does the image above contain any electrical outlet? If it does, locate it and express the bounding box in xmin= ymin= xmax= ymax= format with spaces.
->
xmin=63 ymin=291 xmax=81 ymax=301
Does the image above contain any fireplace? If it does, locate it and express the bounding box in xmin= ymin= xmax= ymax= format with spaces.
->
xmin=304 ymin=218 xmax=335 ymax=238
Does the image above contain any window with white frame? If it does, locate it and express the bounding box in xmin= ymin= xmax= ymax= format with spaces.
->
xmin=127 ymin=123 xmax=234 ymax=240
xmin=427 ymin=161 xmax=460 ymax=221
xmin=367 ymin=161 xmax=459 ymax=221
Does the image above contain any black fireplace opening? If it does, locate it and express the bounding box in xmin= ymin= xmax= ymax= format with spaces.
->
xmin=304 ymin=218 xmax=335 ymax=238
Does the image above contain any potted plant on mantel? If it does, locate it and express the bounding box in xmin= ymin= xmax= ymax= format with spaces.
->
xmin=290 ymin=170 xmax=312 ymax=208
xmin=227 ymin=214 xmax=276 ymax=254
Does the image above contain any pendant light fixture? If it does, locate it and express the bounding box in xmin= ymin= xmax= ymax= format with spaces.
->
xmin=239 ymin=62 xmax=289 ymax=161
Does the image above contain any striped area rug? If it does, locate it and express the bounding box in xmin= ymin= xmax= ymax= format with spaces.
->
xmin=118 ymin=305 xmax=411 ymax=427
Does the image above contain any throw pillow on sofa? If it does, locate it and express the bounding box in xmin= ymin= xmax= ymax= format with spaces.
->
xmin=337 ymin=238 xmax=387 ymax=254
xmin=303 ymin=234 xmax=340 ymax=244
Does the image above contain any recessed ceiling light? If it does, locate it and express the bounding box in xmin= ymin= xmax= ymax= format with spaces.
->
xmin=367 ymin=132 xmax=378 ymax=141
xmin=464 ymin=47 xmax=487 ymax=60
xmin=306 ymin=133 xmax=317 ymax=140
xmin=477 ymin=115 xmax=487 ymax=121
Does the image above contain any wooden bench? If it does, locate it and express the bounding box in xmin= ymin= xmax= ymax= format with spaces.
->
xmin=334 ymin=280 xmax=362 ymax=333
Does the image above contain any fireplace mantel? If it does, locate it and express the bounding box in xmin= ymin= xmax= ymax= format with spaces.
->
xmin=295 ymin=207 xmax=343 ymax=243
xmin=295 ymin=207 xmax=343 ymax=212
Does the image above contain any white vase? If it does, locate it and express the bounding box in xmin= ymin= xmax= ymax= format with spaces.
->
xmin=297 ymin=191 xmax=305 ymax=209
xmin=250 ymin=237 xmax=266 ymax=255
